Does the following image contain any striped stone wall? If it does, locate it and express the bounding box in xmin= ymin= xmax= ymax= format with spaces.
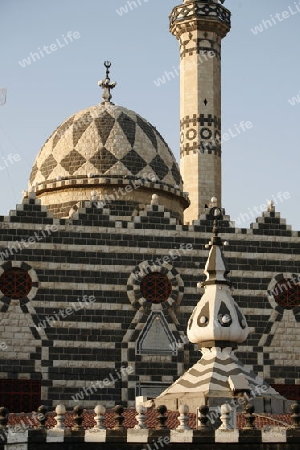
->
xmin=0 ymin=194 xmax=299 ymax=408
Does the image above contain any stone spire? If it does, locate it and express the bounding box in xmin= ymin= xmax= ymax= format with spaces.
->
xmin=98 ymin=61 xmax=117 ymax=104
xmin=154 ymin=205 xmax=288 ymax=414
xmin=170 ymin=1 xmax=231 ymax=224
xmin=187 ymin=206 xmax=249 ymax=348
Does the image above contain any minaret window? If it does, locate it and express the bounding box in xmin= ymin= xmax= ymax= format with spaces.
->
xmin=0 ymin=268 xmax=32 ymax=299
xmin=273 ymin=278 xmax=300 ymax=310
xmin=140 ymin=272 xmax=172 ymax=304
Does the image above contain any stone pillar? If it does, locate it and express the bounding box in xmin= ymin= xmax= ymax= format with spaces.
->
xmin=170 ymin=0 xmax=231 ymax=223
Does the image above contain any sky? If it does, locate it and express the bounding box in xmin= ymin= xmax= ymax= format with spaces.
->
xmin=1 ymin=0 xmax=300 ymax=229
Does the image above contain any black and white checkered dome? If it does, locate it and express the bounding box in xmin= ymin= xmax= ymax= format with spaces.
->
xmin=29 ymin=103 xmax=182 ymax=189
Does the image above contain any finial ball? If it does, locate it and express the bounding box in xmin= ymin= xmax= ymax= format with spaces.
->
xmin=55 ymin=404 xmax=66 ymax=414
xmin=179 ymin=404 xmax=189 ymax=414
xmin=95 ymin=404 xmax=106 ymax=415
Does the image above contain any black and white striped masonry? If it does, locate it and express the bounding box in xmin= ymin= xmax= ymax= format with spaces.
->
xmin=0 ymin=404 xmax=300 ymax=449
xmin=154 ymin=207 xmax=290 ymax=413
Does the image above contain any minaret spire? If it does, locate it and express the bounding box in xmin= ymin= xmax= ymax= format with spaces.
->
xmin=98 ymin=61 xmax=117 ymax=104
xmin=170 ymin=0 xmax=231 ymax=224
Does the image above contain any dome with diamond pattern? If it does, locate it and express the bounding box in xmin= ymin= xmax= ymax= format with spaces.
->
xmin=29 ymin=103 xmax=182 ymax=189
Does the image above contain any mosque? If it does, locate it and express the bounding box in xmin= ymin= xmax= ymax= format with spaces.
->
xmin=0 ymin=0 xmax=299 ymax=413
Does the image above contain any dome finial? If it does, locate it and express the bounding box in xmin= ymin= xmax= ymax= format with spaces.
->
xmin=98 ymin=61 xmax=117 ymax=104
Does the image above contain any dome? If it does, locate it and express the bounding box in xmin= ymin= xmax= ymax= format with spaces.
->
xmin=26 ymin=100 xmax=188 ymax=220
xmin=27 ymin=62 xmax=188 ymax=219
xmin=29 ymin=103 xmax=182 ymax=189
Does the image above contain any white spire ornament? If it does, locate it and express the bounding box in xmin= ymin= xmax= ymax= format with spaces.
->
xmin=154 ymin=206 xmax=287 ymax=414
xmin=187 ymin=207 xmax=249 ymax=348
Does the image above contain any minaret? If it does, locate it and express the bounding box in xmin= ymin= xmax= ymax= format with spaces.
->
xmin=170 ymin=0 xmax=231 ymax=224
xmin=154 ymin=207 xmax=287 ymax=413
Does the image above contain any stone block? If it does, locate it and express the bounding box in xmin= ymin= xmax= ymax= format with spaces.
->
xmin=261 ymin=427 xmax=286 ymax=443
xmin=170 ymin=430 xmax=193 ymax=443
xmin=127 ymin=429 xmax=148 ymax=443
xmin=215 ymin=430 xmax=239 ymax=443
xmin=84 ymin=429 xmax=106 ymax=443
xmin=271 ymin=397 xmax=285 ymax=414
xmin=250 ymin=396 xmax=264 ymax=413
xmin=7 ymin=431 xmax=28 ymax=445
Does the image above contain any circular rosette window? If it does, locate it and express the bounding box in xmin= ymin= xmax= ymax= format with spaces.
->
xmin=273 ymin=278 xmax=300 ymax=310
xmin=140 ymin=272 xmax=172 ymax=304
xmin=0 ymin=268 xmax=32 ymax=299
xmin=0 ymin=262 xmax=39 ymax=303
xmin=127 ymin=261 xmax=184 ymax=309
xmin=267 ymin=273 xmax=300 ymax=313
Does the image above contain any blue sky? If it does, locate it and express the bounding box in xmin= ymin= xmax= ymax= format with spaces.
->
xmin=1 ymin=0 xmax=300 ymax=229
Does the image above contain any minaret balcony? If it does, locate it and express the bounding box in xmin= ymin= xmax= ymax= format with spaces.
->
xmin=170 ymin=1 xmax=231 ymax=38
